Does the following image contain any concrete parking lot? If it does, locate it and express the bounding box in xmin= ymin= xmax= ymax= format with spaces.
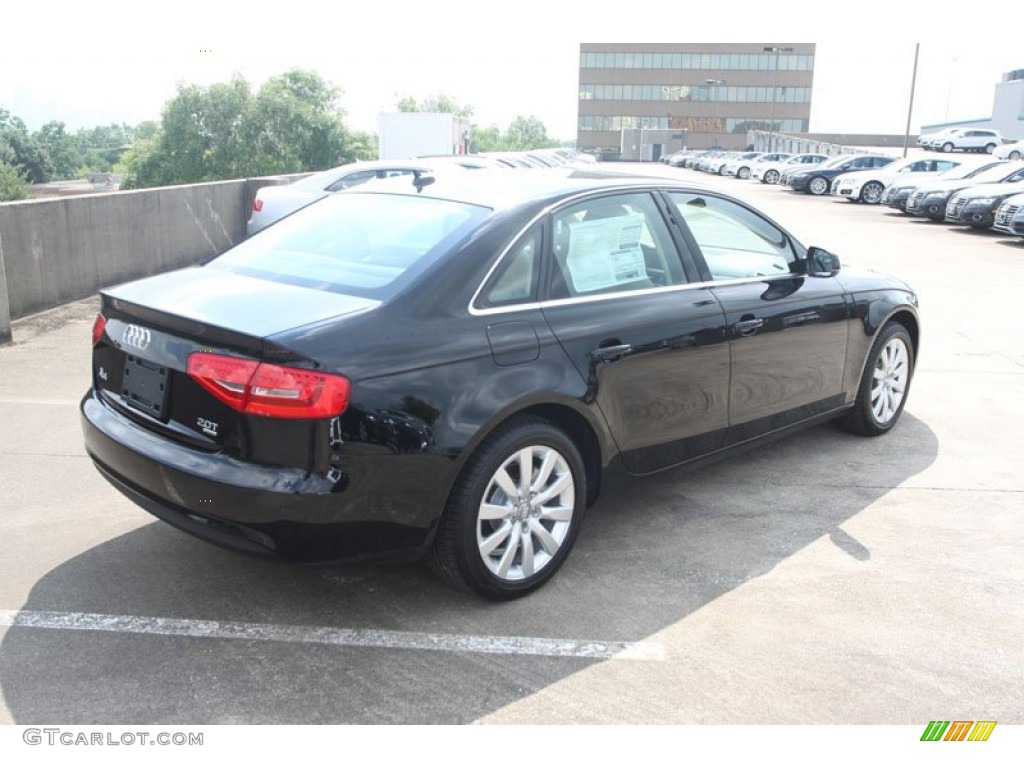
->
xmin=0 ymin=163 xmax=1021 ymax=725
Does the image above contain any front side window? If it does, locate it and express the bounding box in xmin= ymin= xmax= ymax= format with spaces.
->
xmin=548 ymin=193 xmax=686 ymax=299
xmin=670 ymin=193 xmax=796 ymax=281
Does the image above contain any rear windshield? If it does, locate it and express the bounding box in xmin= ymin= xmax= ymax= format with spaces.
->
xmin=208 ymin=192 xmax=490 ymax=299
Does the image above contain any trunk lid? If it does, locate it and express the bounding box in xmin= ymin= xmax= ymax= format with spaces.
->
xmin=94 ymin=267 xmax=376 ymax=456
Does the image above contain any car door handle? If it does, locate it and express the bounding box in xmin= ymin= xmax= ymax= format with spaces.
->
xmin=589 ymin=343 xmax=633 ymax=362
xmin=733 ymin=318 xmax=764 ymax=336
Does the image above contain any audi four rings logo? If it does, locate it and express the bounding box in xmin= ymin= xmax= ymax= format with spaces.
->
xmin=121 ymin=324 xmax=152 ymax=351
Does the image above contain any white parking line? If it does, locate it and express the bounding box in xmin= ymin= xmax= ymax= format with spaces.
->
xmin=0 ymin=609 xmax=665 ymax=661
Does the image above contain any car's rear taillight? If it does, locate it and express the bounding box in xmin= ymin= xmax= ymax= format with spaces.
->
xmin=252 ymin=197 xmax=263 ymax=212
xmin=92 ymin=314 xmax=106 ymax=347
xmin=187 ymin=352 xmax=349 ymax=419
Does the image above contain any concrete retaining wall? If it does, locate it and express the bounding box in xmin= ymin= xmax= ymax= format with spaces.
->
xmin=0 ymin=174 xmax=301 ymax=343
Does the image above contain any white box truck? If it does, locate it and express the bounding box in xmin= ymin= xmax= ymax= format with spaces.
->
xmin=377 ymin=112 xmax=471 ymax=160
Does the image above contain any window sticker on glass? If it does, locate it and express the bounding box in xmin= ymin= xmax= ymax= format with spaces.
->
xmin=565 ymin=213 xmax=647 ymax=293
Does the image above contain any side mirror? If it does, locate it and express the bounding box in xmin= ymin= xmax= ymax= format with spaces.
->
xmin=806 ymin=246 xmax=841 ymax=277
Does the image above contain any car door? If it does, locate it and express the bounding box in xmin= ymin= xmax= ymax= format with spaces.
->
xmin=666 ymin=192 xmax=851 ymax=442
xmin=539 ymin=191 xmax=731 ymax=474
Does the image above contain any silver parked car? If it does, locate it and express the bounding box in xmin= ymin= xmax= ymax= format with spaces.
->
xmin=246 ymin=159 xmax=472 ymax=237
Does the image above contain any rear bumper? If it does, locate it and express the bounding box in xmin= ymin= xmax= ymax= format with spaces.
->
xmin=81 ymin=391 xmax=438 ymax=562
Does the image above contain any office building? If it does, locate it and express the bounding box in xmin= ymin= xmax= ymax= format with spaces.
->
xmin=578 ymin=43 xmax=816 ymax=158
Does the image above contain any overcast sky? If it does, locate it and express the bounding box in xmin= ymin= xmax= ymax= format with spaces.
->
xmin=3 ymin=4 xmax=1020 ymax=141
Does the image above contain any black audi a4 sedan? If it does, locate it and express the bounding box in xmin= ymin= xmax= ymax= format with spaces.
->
xmin=82 ymin=170 xmax=920 ymax=600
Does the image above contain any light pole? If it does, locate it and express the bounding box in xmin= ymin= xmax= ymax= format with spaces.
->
xmin=763 ymin=46 xmax=794 ymax=152
xmin=706 ymin=78 xmax=725 ymax=148
xmin=903 ymin=43 xmax=920 ymax=158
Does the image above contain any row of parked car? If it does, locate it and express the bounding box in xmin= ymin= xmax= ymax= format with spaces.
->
xmin=247 ymin=148 xmax=594 ymax=236
xmin=662 ymin=147 xmax=1024 ymax=239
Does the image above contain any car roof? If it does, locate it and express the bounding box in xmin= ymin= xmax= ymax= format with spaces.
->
xmin=351 ymin=167 xmax=711 ymax=212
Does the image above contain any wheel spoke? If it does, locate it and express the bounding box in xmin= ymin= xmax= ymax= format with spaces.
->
xmin=882 ymin=392 xmax=895 ymax=422
xmin=519 ymin=527 xmax=535 ymax=577
xmin=496 ymin=526 xmax=522 ymax=578
xmin=539 ymin=504 xmax=574 ymax=522
xmin=479 ymin=522 xmax=512 ymax=557
xmin=480 ymin=502 xmax=513 ymax=521
xmin=530 ymin=520 xmax=562 ymax=554
xmin=517 ymin=448 xmax=534 ymax=496
xmin=530 ymin=449 xmax=557 ymax=494
xmin=493 ymin=467 xmax=518 ymax=499
xmin=534 ymin=472 xmax=572 ymax=505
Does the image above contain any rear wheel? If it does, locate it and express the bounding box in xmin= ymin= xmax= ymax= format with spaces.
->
xmin=763 ymin=169 xmax=780 ymax=184
xmin=837 ymin=322 xmax=914 ymax=436
xmin=985 ymin=143 xmax=996 ymax=154
xmin=808 ymin=176 xmax=829 ymax=196
xmin=427 ymin=418 xmax=586 ymax=600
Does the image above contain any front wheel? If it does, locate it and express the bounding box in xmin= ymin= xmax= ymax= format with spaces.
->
xmin=942 ymin=142 xmax=954 ymax=153
xmin=738 ymin=166 xmax=751 ymax=179
xmin=860 ymin=181 xmax=884 ymax=205
xmin=836 ymin=322 xmax=914 ymax=436
xmin=808 ymin=176 xmax=829 ymax=195
xmin=427 ymin=418 xmax=586 ymax=600
xmin=1010 ymin=150 xmax=1022 ymax=161
xmin=985 ymin=143 xmax=996 ymax=154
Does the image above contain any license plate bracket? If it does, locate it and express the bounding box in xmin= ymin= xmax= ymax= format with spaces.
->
xmin=122 ymin=355 xmax=169 ymax=420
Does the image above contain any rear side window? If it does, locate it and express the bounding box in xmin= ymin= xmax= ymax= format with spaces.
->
xmin=479 ymin=228 xmax=541 ymax=308
xmin=210 ymin=192 xmax=490 ymax=299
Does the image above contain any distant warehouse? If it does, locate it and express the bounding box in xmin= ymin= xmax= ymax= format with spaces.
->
xmin=577 ymin=43 xmax=815 ymax=159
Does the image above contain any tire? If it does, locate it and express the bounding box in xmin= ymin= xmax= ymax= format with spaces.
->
xmin=1010 ymin=150 xmax=1021 ymax=161
xmin=808 ymin=176 xmax=829 ymax=196
xmin=427 ymin=417 xmax=586 ymax=600
xmin=836 ymin=322 xmax=914 ymax=436
xmin=984 ymin=143 xmax=996 ymax=154
xmin=941 ymin=142 xmax=954 ymax=153
xmin=859 ymin=181 xmax=884 ymax=205
xmin=763 ymin=169 xmax=780 ymax=185
xmin=738 ymin=166 xmax=751 ymax=179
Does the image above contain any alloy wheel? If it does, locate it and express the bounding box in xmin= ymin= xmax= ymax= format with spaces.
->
xmin=476 ymin=445 xmax=575 ymax=581
xmin=870 ymin=337 xmax=909 ymax=425
xmin=861 ymin=182 xmax=884 ymax=204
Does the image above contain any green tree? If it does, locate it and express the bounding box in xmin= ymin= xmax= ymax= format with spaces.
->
xmin=469 ymin=124 xmax=503 ymax=153
xmin=120 ymin=69 xmax=367 ymax=189
xmin=0 ymin=160 xmax=28 ymax=201
xmin=246 ymin=70 xmax=353 ymax=175
xmin=0 ymin=109 xmax=52 ymax=183
xmin=35 ymin=121 xmax=80 ymax=180
xmin=75 ymin=123 xmax=146 ymax=175
xmin=503 ymin=115 xmax=559 ymax=151
xmin=394 ymin=93 xmax=473 ymax=117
